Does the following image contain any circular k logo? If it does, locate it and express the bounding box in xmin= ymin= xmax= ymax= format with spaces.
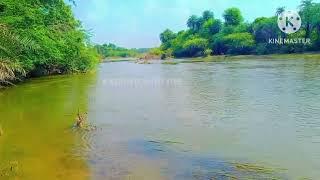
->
xmin=277 ymin=10 xmax=301 ymax=34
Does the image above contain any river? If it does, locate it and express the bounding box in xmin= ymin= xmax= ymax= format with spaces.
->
xmin=0 ymin=59 xmax=320 ymax=179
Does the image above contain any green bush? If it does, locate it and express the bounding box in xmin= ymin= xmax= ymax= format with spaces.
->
xmin=204 ymin=49 xmax=213 ymax=57
xmin=223 ymin=33 xmax=255 ymax=54
xmin=0 ymin=0 xmax=99 ymax=83
xmin=95 ymin=43 xmax=139 ymax=58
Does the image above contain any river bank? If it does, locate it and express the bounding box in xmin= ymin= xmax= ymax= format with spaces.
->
xmin=103 ymin=57 xmax=138 ymax=62
xmin=2 ymin=52 xmax=319 ymax=89
xmin=103 ymin=52 xmax=320 ymax=64
xmin=181 ymin=52 xmax=320 ymax=63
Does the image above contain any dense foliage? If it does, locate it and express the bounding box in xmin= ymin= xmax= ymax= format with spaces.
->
xmin=159 ymin=0 xmax=320 ymax=58
xmin=95 ymin=43 xmax=145 ymax=58
xmin=0 ymin=0 xmax=99 ymax=85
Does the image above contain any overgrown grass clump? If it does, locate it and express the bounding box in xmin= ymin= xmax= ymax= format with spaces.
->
xmin=0 ymin=60 xmax=25 ymax=87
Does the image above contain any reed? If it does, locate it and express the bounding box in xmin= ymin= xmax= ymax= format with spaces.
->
xmin=0 ymin=60 xmax=25 ymax=86
xmin=75 ymin=109 xmax=86 ymax=128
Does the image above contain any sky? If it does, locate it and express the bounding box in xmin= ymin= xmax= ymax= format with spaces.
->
xmin=71 ymin=0 xmax=310 ymax=48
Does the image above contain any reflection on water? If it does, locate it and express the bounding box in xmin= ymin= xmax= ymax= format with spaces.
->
xmin=1 ymin=59 xmax=320 ymax=179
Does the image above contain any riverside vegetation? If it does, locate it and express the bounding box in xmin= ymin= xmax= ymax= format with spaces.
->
xmin=150 ymin=0 xmax=320 ymax=59
xmin=0 ymin=0 xmax=100 ymax=87
xmin=94 ymin=43 xmax=149 ymax=59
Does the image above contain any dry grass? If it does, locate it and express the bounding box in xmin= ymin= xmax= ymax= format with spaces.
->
xmin=75 ymin=109 xmax=87 ymax=128
xmin=0 ymin=59 xmax=25 ymax=86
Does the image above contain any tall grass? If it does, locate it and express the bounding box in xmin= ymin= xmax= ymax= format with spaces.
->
xmin=0 ymin=59 xmax=25 ymax=86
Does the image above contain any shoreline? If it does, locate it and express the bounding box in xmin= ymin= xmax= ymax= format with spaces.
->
xmin=103 ymin=57 xmax=138 ymax=62
xmin=2 ymin=53 xmax=319 ymax=89
xmin=102 ymin=52 xmax=320 ymax=64
xmin=178 ymin=53 xmax=320 ymax=63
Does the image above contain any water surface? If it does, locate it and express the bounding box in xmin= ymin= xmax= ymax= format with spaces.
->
xmin=1 ymin=59 xmax=320 ymax=179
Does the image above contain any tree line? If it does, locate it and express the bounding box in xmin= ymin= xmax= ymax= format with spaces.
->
xmin=95 ymin=43 xmax=149 ymax=58
xmin=156 ymin=0 xmax=320 ymax=58
xmin=0 ymin=0 xmax=100 ymax=86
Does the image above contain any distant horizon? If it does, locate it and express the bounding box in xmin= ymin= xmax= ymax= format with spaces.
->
xmin=71 ymin=0 xmax=318 ymax=48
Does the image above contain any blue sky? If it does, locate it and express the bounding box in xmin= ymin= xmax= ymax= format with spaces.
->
xmin=71 ymin=0 xmax=310 ymax=48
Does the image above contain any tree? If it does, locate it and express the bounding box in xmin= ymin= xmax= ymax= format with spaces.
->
xmin=182 ymin=37 xmax=208 ymax=57
xmin=159 ymin=2 xmax=320 ymax=57
xmin=187 ymin=15 xmax=202 ymax=32
xmin=275 ymin=7 xmax=285 ymax=16
xmin=95 ymin=43 xmax=139 ymax=58
xmin=202 ymin=10 xmax=214 ymax=22
xmin=160 ymin=29 xmax=177 ymax=50
xmin=223 ymin=8 xmax=243 ymax=26
xmin=212 ymin=33 xmax=228 ymax=55
xmin=0 ymin=0 xmax=99 ymax=80
xmin=252 ymin=17 xmax=279 ymax=43
xmin=299 ymin=0 xmax=314 ymax=38
xmin=201 ymin=18 xmax=222 ymax=36
xmin=160 ymin=29 xmax=176 ymax=44
xmin=310 ymin=3 xmax=320 ymax=47
xmin=223 ymin=32 xmax=255 ymax=54
xmin=169 ymin=30 xmax=193 ymax=57
xmin=187 ymin=15 xmax=198 ymax=31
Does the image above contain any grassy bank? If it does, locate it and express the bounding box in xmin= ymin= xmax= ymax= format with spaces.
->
xmin=101 ymin=52 xmax=320 ymax=65
xmin=177 ymin=53 xmax=320 ymax=63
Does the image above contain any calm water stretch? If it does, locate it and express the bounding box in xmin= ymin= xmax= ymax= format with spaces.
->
xmin=1 ymin=59 xmax=320 ymax=179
